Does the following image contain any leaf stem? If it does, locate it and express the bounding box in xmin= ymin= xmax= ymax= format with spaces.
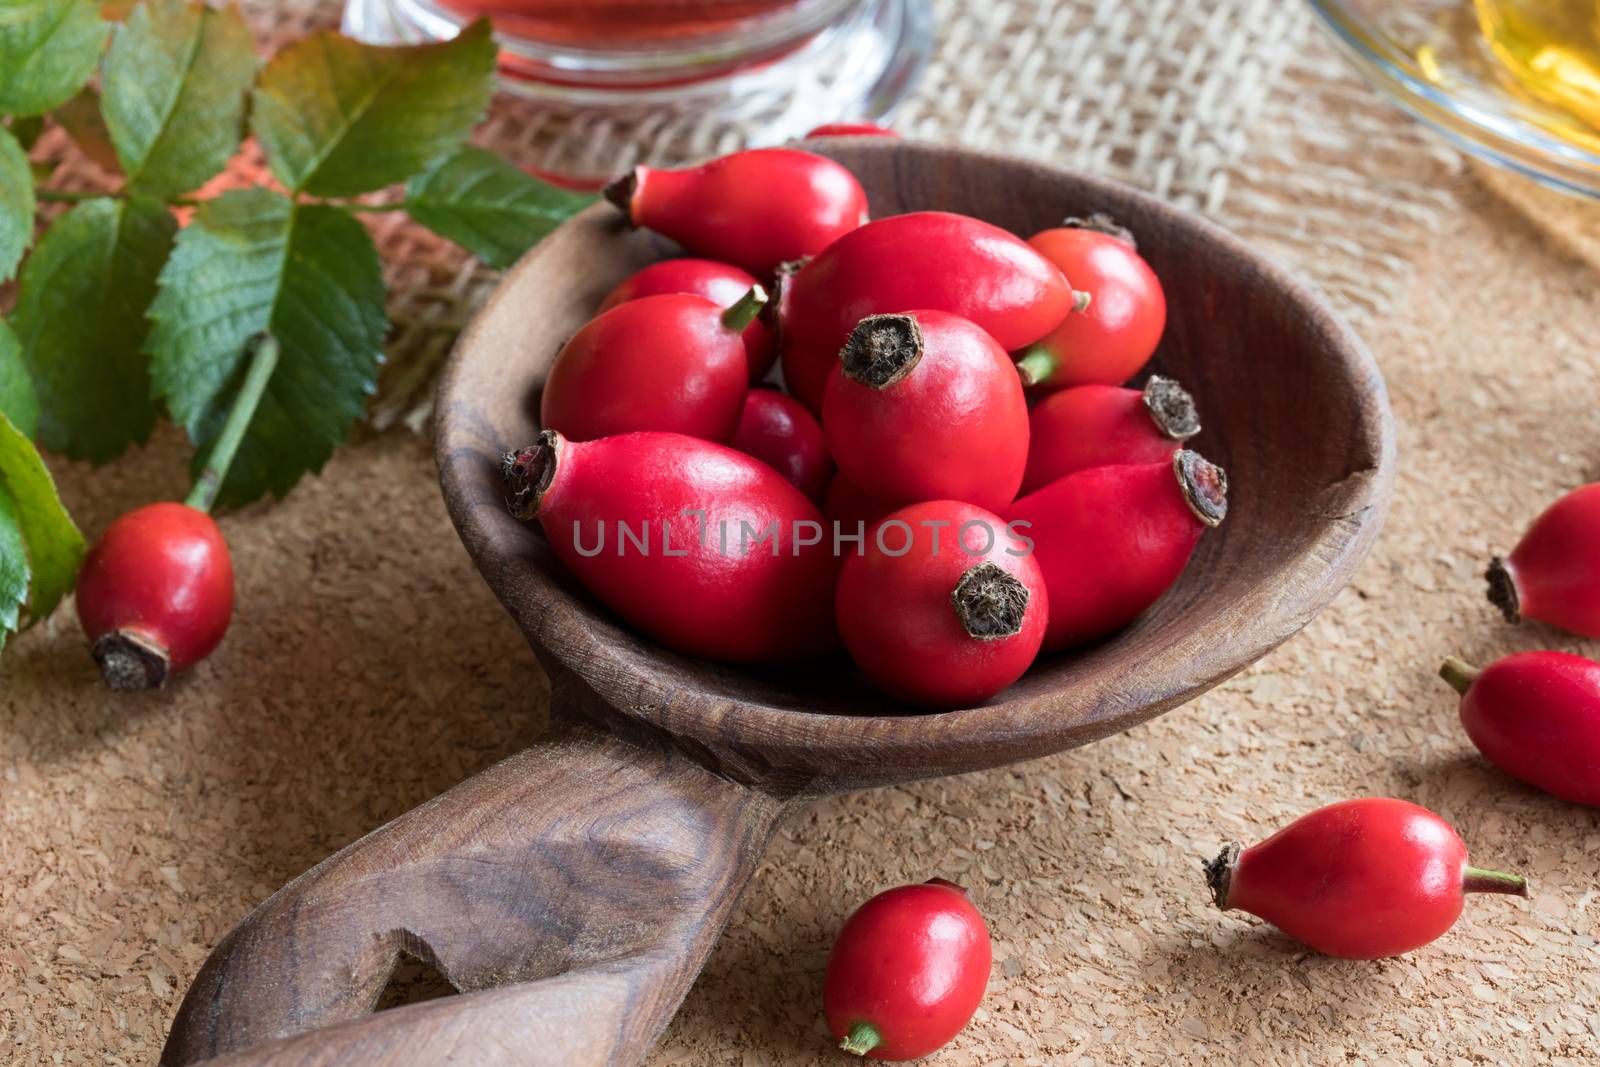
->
xmin=185 ymin=335 xmax=280 ymax=514
xmin=36 ymin=188 xmax=203 ymax=207
xmin=340 ymin=201 xmax=409 ymax=214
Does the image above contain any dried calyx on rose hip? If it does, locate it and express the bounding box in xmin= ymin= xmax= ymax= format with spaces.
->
xmin=597 ymin=258 xmax=778 ymax=381
xmin=1020 ymin=375 xmax=1199 ymax=495
xmin=823 ymin=310 xmax=1030 ymax=514
xmin=1486 ymin=482 xmax=1600 ymax=638
xmin=1205 ymin=798 xmax=1527 ymax=959
xmin=603 ymin=148 xmax=868 ymax=275
xmin=835 ymin=501 xmax=1048 ymax=708
xmin=540 ymin=287 xmax=764 ymax=444
xmin=1441 ymin=651 xmax=1600 ymax=806
xmin=1015 ymin=213 xmax=1167 ymax=392
xmin=501 ymin=429 xmax=838 ymax=663
xmin=1007 ymin=449 xmax=1227 ymax=651
xmin=824 ymin=878 xmax=991 ymax=1060
xmin=775 ymin=210 xmax=1074 ymax=413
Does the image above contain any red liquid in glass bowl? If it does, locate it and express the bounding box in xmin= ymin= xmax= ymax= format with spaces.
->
xmin=436 ymin=0 xmax=828 ymax=51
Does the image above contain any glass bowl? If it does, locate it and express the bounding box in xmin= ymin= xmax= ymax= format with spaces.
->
xmin=1306 ymin=0 xmax=1600 ymax=197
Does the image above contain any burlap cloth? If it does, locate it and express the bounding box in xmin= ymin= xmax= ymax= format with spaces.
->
xmin=4 ymin=1 xmax=1600 ymax=1063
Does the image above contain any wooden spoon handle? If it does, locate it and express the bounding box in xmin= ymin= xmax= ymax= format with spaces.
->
xmin=161 ymin=721 xmax=782 ymax=1067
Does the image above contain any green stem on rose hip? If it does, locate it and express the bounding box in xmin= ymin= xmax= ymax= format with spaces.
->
xmin=838 ymin=1021 xmax=882 ymax=1056
xmin=184 ymin=334 xmax=280 ymax=514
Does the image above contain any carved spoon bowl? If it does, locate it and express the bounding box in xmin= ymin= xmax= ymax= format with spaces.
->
xmin=163 ymin=140 xmax=1394 ymax=1067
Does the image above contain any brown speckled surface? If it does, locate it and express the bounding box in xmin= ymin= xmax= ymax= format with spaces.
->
xmin=3 ymin=144 xmax=1599 ymax=1067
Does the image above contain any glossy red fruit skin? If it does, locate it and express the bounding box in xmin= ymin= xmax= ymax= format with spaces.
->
xmin=503 ymin=431 xmax=838 ymax=663
xmin=1006 ymin=452 xmax=1226 ymax=650
xmin=1213 ymin=799 xmax=1523 ymax=959
xmin=778 ymin=211 xmax=1074 ymax=413
xmin=540 ymin=293 xmax=749 ymax=443
xmin=1489 ymin=483 xmax=1600 ymax=637
xmin=597 ymin=258 xmax=778 ymax=382
xmin=1020 ymin=378 xmax=1199 ymax=495
xmin=835 ymin=501 xmax=1047 ymax=708
xmin=731 ymin=389 xmax=832 ymax=504
xmin=1019 ymin=221 xmax=1167 ymax=391
xmin=824 ymin=471 xmax=893 ymax=533
xmin=1447 ymin=651 xmax=1600 ymax=806
xmin=605 ymin=148 xmax=868 ymax=275
xmin=824 ymin=879 xmax=992 ymax=1060
xmin=804 ymin=121 xmax=899 ymax=138
xmin=76 ymin=502 xmax=234 ymax=683
xmin=823 ymin=311 xmax=1030 ymax=514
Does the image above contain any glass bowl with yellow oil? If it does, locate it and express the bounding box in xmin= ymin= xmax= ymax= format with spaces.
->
xmin=1307 ymin=0 xmax=1600 ymax=196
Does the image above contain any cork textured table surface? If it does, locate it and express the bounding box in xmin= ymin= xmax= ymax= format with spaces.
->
xmin=5 ymin=12 xmax=1600 ymax=1067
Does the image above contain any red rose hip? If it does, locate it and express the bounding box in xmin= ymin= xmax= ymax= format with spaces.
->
xmin=604 ymin=148 xmax=867 ymax=275
xmin=1206 ymin=798 xmax=1528 ymax=959
xmin=1007 ymin=451 xmax=1227 ymax=650
xmin=1441 ymin=651 xmax=1600 ymax=806
xmin=824 ymin=311 xmax=1030 ymax=514
xmin=804 ymin=121 xmax=898 ymax=138
xmin=1015 ymin=215 xmax=1167 ymax=391
xmin=540 ymin=289 xmax=763 ymax=443
xmin=824 ymin=878 xmax=992 ymax=1060
xmin=76 ymin=502 xmax=234 ymax=690
xmin=823 ymin=471 xmax=893 ymax=533
xmin=1487 ymin=482 xmax=1600 ymax=637
xmin=730 ymin=388 xmax=832 ymax=504
xmin=596 ymin=258 xmax=778 ymax=381
xmin=777 ymin=211 xmax=1074 ymax=412
xmin=1020 ymin=376 xmax=1200 ymax=495
xmin=502 ymin=430 xmax=837 ymax=662
xmin=835 ymin=501 xmax=1047 ymax=708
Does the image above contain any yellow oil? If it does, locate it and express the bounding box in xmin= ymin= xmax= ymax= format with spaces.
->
xmin=1474 ymin=0 xmax=1600 ymax=146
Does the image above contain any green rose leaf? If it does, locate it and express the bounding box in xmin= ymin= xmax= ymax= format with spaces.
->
xmin=0 ymin=125 xmax=35 ymax=281
xmin=147 ymin=189 xmax=387 ymax=508
xmin=102 ymin=0 xmax=256 ymax=197
xmin=0 ymin=488 xmax=25 ymax=651
xmin=0 ymin=0 xmax=110 ymax=116
xmin=0 ymin=409 xmax=86 ymax=637
xmin=12 ymin=196 xmax=175 ymax=462
xmin=251 ymin=18 xmax=496 ymax=198
xmin=51 ymin=85 xmax=122 ymax=174
xmin=406 ymin=146 xmax=595 ymax=269
xmin=0 ymin=319 xmax=38 ymax=437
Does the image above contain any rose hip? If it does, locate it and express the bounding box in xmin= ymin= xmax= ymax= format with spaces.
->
xmin=823 ymin=311 xmax=1030 ymax=514
xmin=731 ymin=388 xmax=832 ymax=504
xmin=1487 ymin=482 xmax=1600 ymax=637
xmin=1020 ymin=376 xmax=1200 ymax=495
xmin=1205 ymin=798 xmax=1528 ymax=959
xmin=603 ymin=148 xmax=868 ymax=275
xmin=804 ymin=121 xmax=898 ymax=138
xmin=540 ymin=289 xmax=763 ymax=443
xmin=597 ymin=258 xmax=778 ymax=381
xmin=1441 ymin=651 xmax=1600 ymax=806
xmin=823 ymin=472 xmax=893 ymax=533
xmin=1015 ymin=215 xmax=1167 ymax=391
xmin=75 ymin=502 xmax=234 ymax=690
xmin=776 ymin=211 xmax=1074 ymax=412
xmin=835 ymin=501 xmax=1047 ymax=708
xmin=824 ymin=878 xmax=991 ymax=1060
xmin=1007 ymin=451 xmax=1227 ymax=650
xmin=502 ymin=430 xmax=837 ymax=663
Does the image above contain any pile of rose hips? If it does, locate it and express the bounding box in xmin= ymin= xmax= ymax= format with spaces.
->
xmin=503 ymin=144 xmax=1225 ymax=710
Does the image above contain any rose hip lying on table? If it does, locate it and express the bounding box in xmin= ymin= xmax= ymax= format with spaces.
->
xmin=540 ymin=288 xmax=764 ymax=443
xmin=1007 ymin=451 xmax=1227 ymax=650
xmin=1015 ymin=214 xmax=1167 ymax=391
xmin=1487 ymin=482 xmax=1600 ymax=637
xmin=502 ymin=430 xmax=838 ymax=663
xmin=597 ymin=258 xmax=778 ymax=381
xmin=776 ymin=211 xmax=1074 ymax=412
xmin=824 ymin=878 xmax=991 ymax=1060
xmin=1441 ymin=651 xmax=1600 ymax=806
xmin=835 ymin=501 xmax=1047 ymax=709
xmin=1020 ymin=375 xmax=1200 ymax=495
xmin=731 ymin=388 xmax=832 ymax=504
xmin=824 ymin=310 xmax=1029 ymax=514
xmin=1206 ymin=797 xmax=1527 ymax=959
xmin=604 ymin=148 xmax=868 ymax=276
